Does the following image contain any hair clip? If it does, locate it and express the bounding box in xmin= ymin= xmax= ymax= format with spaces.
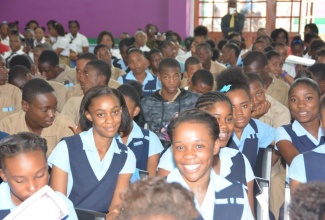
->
xmin=293 ymin=39 xmax=302 ymax=43
xmin=220 ymin=84 xmax=232 ymax=93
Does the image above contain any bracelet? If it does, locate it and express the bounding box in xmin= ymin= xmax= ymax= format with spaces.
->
xmin=281 ymin=71 xmax=288 ymax=78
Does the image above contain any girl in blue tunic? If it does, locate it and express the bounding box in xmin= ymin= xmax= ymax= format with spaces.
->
xmin=49 ymin=86 xmax=136 ymax=217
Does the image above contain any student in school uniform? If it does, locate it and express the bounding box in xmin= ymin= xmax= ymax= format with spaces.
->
xmin=158 ymin=39 xmax=185 ymax=73
xmin=180 ymin=56 xmax=203 ymax=88
xmin=220 ymin=43 xmax=242 ymax=68
xmin=65 ymin=20 xmax=89 ymax=56
xmin=94 ymin=44 xmax=126 ymax=80
xmin=0 ymin=56 xmax=22 ymax=120
xmin=216 ymin=68 xmax=275 ymax=169
xmin=118 ymin=48 xmax=161 ymax=98
xmin=147 ymin=48 xmax=163 ymax=76
xmin=0 ymin=132 xmax=77 ymax=219
xmin=112 ymin=38 xmax=133 ymax=72
xmin=0 ymin=79 xmax=74 ymax=157
xmin=195 ymin=42 xmax=226 ymax=82
xmin=141 ymin=58 xmax=199 ymax=146
xmin=3 ymin=31 xmax=25 ymax=67
xmin=188 ymin=69 xmax=214 ymax=95
xmin=243 ymin=50 xmax=290 ymax=108
xmin=166 ymin=109 xmax=254 ymax=220
xmin=117 ymin=84 xmax=164 ymax=176
xmin=8 ymin=65 xmax=67 ymax=113
xmin=49 ymin=86 xmax=136 ymax=217
xmin=38 ymin=50 xmax=77 ymax=87
xmin=61 ymin=60 xmax=113 ymax=126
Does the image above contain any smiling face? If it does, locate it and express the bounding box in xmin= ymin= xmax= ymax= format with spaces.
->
xmin=226 ymin=89 xmax=252 ymax=130
xmin=0 ymin=150 xmax=48 ymax=206
xmin=289 ymin=83 xmax=320 ymax=125
xmin=249 ymin=80 xmax=266 ymax=112
xmin=85 ymin=94 xmax=122 ymax=139
xmin=207 ymin=102 xmax=234 ymax=147
xmin=172 ymin=121 xmax=219 ymax=185
xmin=23 ymin=92 xmax=57 ymax=129
xmin=267 ymin=56 xmax=283 ymax=78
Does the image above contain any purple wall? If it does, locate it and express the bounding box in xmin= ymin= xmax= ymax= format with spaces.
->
xmin=0 ymin=0 xmax=190 ymax=39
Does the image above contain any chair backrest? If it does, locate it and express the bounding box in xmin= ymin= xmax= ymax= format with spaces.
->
xmin=75 ymin=208 xmax=106 ymax=220
xmin=253 ymin=146 xmax=273 ymax=181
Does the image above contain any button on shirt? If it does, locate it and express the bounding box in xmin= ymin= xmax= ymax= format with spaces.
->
xmin=48 ymin=128 xmax=136 ymax=196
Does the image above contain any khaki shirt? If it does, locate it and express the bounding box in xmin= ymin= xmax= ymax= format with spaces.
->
xmin=61 ymin=96 xmax=83 ymax=126
xmin=210 ymin=61 xmax=226 ymax=81
xmin=259 ymin=94 xmax=291 ymax=128
xmin=111 ymin=66 xmax=126 ymax=80
xmin=48 ymin=81 xmax=67 ymax=113
xmin=0 ymin=84 xmax=22 ymax=120
xmin=0 ymin=110 xmax=74 ymax=157
xmin=53 ymin=64 xmax=78 ymax=86
xmin=266 ymin=74 xmax=290 ymax=108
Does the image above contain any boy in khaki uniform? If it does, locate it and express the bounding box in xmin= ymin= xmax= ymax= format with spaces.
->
xmin=61 ymin=60 xmax=112 ymax=126
xmin=65 ymin=52 xmax=121 ymax=101
xmin=180 ymin=56 xmax=203 ymax=88
xmin=0 ymin=57 xmax=21 ymax=120
xmin=8 ymin=65 xmax=67 ymax=112
xmin=0 ymin=78 xmax=74 ymax=157
xmin=38 ymin=50 xmax=78 ymax=87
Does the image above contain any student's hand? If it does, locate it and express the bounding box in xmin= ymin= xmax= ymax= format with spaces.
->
xmin=68 ymin=123 xmax=82 ymax=134
xmin=69 ymin=51 xmax=78 ymax=61
xmin=106 ymin=209 xmax=119 ymax=220
xmin=251 ymin=100 xmax=271 ymax=119
xmin=31 ymin=64 xmax=38 ymax=76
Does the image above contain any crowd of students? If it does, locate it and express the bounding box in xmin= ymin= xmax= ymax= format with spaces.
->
xmin=0 ymin=13 xmax=325 ymax=220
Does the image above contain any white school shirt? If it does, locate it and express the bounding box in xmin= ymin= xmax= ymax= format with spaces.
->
xmin=65 ymin=32 xmax=89 ymax=54
xmin=48 ymin=128 xmax=136 ymax=196
xmin=116 ymin=121 xmax=164 ymax=157
xmin=0 ymin=182 xmax=78 ymax=219
xmin=158 ymin=147 xmax=255 ymax=183
xmin=52 ymin=36 xmax=70 ymax=57
xmin=167 ymin=169 xmax=254 ymax=220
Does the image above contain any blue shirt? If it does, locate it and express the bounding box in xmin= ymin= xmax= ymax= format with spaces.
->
xmin=275 ymin=120 xmax=324 ymax=150
xmin=116 ymin=121 xmax=163 ymax=157
xmin=0 ymin=182 xmax=78 ymax=219
xmin=167 ymin=169 xmax=254 ymax=220
xmin=289 ymin=144 xmax=325 ymax=183
xmin=117 ymin=70 xmax=161 ymax=92
xmin=48 ymin=128 xmax=136 ymax=196
xmin=232 ymin=118 xmax=275 ymax=152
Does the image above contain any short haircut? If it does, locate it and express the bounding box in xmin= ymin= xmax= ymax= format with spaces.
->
xmin=246 ymin=72 xmax=265 ymax=87
xmin=38 ymin=50 xmax=59 ymax=67
xmin=77 ymin=52 xmax=98 ymax=61
xmin=168 ymin=108 xmax=220 ymax=142
xmin=8 ymin=54 xmax=32 ymax=69
xmin=22 ymin=78 xmax=55 ymax=103
xmin=256 ymin=35 xmax=273 ymax=46
xmin=224 ymin=43 xmax=240 ymax=57
xmin=228 ymin=32 xmax=241 ymax=41
xmin=127 ymin=48 xmax=144 ymax=57
xmin=158 ymin=40 xmax=174 ymax=52
xmin=289 ymin=77 xmax=320 ymax=99
xmin=196 ymin=42 xmax=212 ymax=52
xmin=266 ymin=50 xmax=281 ymax=61
xmin=93 ymin=44 xmax=111 ymax=56
xmin=34 ymin=43 xmax=53 ymax=51
xmin=243 ymin=50 xmax=268 ymax=68
xmin=116 ymin=177 xmax=199 ymax=220
xmin=194 ymin=25 xmax=208 ymax=37
xmin=0 ymin=132 xmax=47 ymax=169
xmin=216 ymin=67 xmax=250 ymax=98
xmin=8 ymin=65 xmax=31 ymax=84
xmin=252 ymin=40 xmax=266 ymax=51
xmin=305 ymin=23 xmax=319 ymax=35
xmin=97 ymin=31 xmax=115 ymax=47
xmin=185 ymin=56 xmax=201 ymax=72
xmin=308 ymin=63 xmax=325 ymax=82
xmin=270 ymin=28 xmax=289 ymax=44
xmin=290 ymin=182 xmax=325 ymax=220
xmin=158 ymin=58 xmax=181 ymax=73
xmin=79 ymin=86 xmax=130 ymax=132
xmin=148 ymin=48 xmax=161 ymax=59
xmin=191 ymin=69 xmax=214 ymax=87
xmin=309 ymin=39 xmax=325 ymax=52
xmin=195 ymin=91 xmax=232 ymax=111
xmin=117 ymin=84 xmax=141 ymax=108
xmin=68 ymin=20 xmax=80 ymax=29
xmin=118 ymin=38 xmax=133 ymax=50
xmin=86 ymin=60 xmax=111 ymax=85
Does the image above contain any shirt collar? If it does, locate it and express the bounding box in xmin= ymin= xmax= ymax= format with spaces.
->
xmin=0 ymin=182 xmax=16 ymax=210
xmin=292 ymin=120 xmax=323 ymax=142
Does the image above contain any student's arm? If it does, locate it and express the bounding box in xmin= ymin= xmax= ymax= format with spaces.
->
xmin=277 ymin=140 xmax=299 ymax=165
xmin=288 ymin=154 xmax=306 ymax=197
xmin=107 ymin=173 xmax=132 ymax=219
xmin=147 ymin=154 xmax=160 ymax=177
xmin=50 ymin=165 xmax=68 ymax=196
xmin=247 ymin=180 xmax=255 ymax=217
xmin=290 ymin=179 xmax=302 ymax=198
xmin=55 ymin=48 xmax=64 ymax=55
xmin=157 ymin=168 xmax=171 ymax=177
xmin=282 ymin=73 xmax=295 ymax=85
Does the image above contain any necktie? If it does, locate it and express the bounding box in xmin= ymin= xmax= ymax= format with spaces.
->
xmin=229 ymin=14 xmax=235 ymax=35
